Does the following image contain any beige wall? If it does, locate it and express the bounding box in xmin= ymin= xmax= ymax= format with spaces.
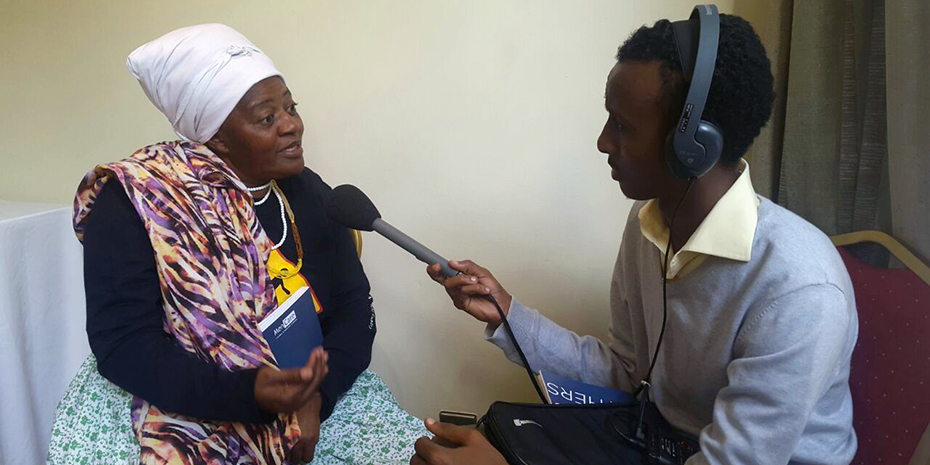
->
xmin=1 ymin=0 xmax=751 ymax=419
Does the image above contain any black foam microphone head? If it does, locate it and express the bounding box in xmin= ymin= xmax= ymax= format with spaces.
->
xmin=325 ymin=184 xmax=382 ymax=231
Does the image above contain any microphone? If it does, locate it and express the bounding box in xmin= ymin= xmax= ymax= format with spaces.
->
xmin=325 ymin=183 xmax=550 ymax=404
xmin=325 ymin=185 xmax=458 ymax=278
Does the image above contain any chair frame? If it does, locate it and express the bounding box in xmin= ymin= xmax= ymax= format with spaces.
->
xmin=831 ymin=230 xmax=930 ymax=286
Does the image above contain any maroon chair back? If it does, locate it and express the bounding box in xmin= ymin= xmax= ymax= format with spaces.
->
xmin=839 ymin=247 xmax=930 ymax=465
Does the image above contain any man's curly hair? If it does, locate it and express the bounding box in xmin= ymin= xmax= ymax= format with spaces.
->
xmin=617 ymin=14 xmax=775 ymax=165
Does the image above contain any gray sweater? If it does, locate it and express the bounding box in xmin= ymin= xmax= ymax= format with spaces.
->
xmin=487 ymin=197 xmax=858 ymax=465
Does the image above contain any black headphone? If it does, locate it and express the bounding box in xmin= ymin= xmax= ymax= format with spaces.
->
xmin=666 ymin=4 xmax=723 ymax=179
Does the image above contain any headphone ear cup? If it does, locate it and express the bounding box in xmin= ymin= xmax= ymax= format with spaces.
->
xmin=693 ymin=121 xmax=724 ymax=174
xmin=665 ymin=122 xmax=725 ymax=179
xmin=666 ymin=129 xmax=708 ymax=179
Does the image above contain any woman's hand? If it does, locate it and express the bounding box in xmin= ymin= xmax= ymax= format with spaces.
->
xmin=410 ymin=418 xmax=508 ymax=465
xmin=426 ymin=260 xmax=512 ymax=328
xmin=254 ymin=346 xmax=328 ymax=414
xmin=287 ymin=393 xmax=322 ymax=464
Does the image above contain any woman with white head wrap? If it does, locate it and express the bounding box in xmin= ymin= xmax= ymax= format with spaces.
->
xmin=127 ymin=23 xmax=282 ymax=144
xmin=52 ymin=24 xmax=378 ymax=465
xmin=126 ymin=23 xmax=307 ymax=184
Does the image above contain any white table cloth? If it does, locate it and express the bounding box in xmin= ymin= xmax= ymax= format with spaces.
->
xmin=0 ymin=201 xmax=89 ymax=465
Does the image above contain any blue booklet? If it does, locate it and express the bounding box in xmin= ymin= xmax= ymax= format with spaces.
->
xmin=258 ymin=286 xmax=323 ymax=369
xmin=538 ymin=370 xmax=634 ymax=405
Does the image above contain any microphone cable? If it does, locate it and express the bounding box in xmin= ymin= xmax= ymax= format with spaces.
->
xmin=486 ymin=294 xmax=550 ymax=404
xmin=485 ymin=176 xmax=695 ymax=407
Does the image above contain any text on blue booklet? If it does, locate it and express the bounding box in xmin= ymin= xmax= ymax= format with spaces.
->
xmin=258 ymin=286 xmax=323 ymax=369
xmin=540 ymin=371 xmax=634 ymax=405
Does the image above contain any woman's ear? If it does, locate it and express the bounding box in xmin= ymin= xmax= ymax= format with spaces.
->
xmin=205 ymin=131 xmax=230 ymax=156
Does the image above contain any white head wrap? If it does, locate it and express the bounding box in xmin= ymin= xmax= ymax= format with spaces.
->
xmin=127 ymin=24 xmax=282 ymax=143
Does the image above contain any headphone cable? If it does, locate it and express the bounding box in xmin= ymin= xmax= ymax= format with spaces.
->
xmin=484 ymin=178 xmax=695 ymax=407
xmin=634 ymin=178 xmax=695 ymax=433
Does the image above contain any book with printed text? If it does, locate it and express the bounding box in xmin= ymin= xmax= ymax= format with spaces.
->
xmin=258 ymin=286 xmax=323 ymax=369
xmin=537 ymin=370 xmax=634 ymax=405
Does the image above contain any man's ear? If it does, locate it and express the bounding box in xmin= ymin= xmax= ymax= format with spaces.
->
xmin=205 ymin=131 xmax=230 ymax=156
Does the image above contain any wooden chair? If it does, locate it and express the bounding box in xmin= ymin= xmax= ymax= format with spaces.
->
xmin=831 ymin=231 xmax=930 ymax=465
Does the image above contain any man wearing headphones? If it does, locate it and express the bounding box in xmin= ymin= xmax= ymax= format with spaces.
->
xmin=414 ymin=7 xmax=858 ymax=465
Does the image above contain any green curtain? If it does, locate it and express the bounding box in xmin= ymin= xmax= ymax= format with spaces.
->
xmin=885 ymin=1 xmax=930 ymax=266
xmin=746 ymin=0 xmax=929 ymax=264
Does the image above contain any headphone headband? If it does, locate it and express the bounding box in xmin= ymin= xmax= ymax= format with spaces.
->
xmin=668 ymin=5 xmax=721 ymax=178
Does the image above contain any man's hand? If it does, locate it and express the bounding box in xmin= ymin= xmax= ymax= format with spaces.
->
xmin=255 ymin=346 xmax=329 ymax=414
xmin=426 ymin=260 xmax=513 ymax=328
xmin=410 ymin=418 xmax=508 ymax=465
xmin=288 ymin=393 xmax=322 ymax=464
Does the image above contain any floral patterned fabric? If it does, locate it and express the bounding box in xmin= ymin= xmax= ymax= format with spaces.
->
xmin=48 ymin=356 xmax=428 ymax=465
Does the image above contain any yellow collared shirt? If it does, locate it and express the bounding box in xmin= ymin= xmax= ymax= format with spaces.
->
xmin=638 ymin=159 xmax=760 ymax=280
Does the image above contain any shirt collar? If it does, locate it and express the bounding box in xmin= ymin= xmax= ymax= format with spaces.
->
xmin=639 ymin=159 xmax=760 ymax=264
